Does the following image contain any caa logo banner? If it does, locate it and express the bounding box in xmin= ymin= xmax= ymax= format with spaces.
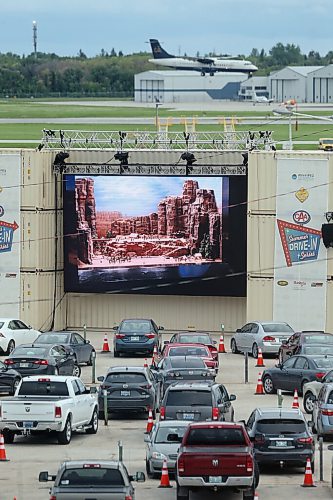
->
xmin=0 ymin=220 xmax=19 ymax=253
xmin=277 ymin=219 xmax=321 ymax=267
xmin=293 ymin=210 xmax=311 ymax=225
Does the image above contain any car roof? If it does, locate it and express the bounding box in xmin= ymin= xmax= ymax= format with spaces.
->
xmin=62 ymin=460 xmax=123 ymax=469
xmin=177 ymin=331 xmax=211 ymax=335
xmin=21 ymin=375 xmax=79 ymax=382
xmin=12 ymin=343 xmax=50 ymax=348
xmin=166 ymin=381 xmax=215 ymax=390
xmin=186 ymin=421 xmax=243 ymax=429
xmin=299 ymin=331 xmax=331 ymax=335
xmin=167 ymin=343 xmax=208 ymax=348
xmin=291 ymin=354 xmax=333 ymax=359
xmin=106 ymin=366 xmax=147 ymax=374
xmin=166 ymin=356 xmax=206 ymax=363
xmin=41 ymin=331 xmax=76 ymax=335
xmin=251 ymin=321 xmax=292 ymax=326
xmin=155 ymin=420 xmax=191 ymax=428
xmin=255 ymin=408 xmax=304 ymax=419
xmin=120 ymin=318 xmax=153 ymax=322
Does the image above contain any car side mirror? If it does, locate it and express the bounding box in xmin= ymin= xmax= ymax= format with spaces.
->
xmin=112 ymin=326 xmax=118 ymax=330
xmin=308 ymin=421 xmax=314 ymax=429
xmin=130 ymin=472 xmax=145 ymax=483
xmin=213 ymin=340 xmax=217 ymax=344
xmin=97 ymin=376 xmax=104 ymax=382
xmin=159 ymin=326 xmax=164 ymax=331
xmin=236 ymin=329 xmax=241 ymax=333
xmin=89 ymin=386 xmax=97 ymax=394
xmin=275 ymin=363 xmax=282 ymax=369
xmin=164 ymin=340 xmax=169 ymax=345
xmin=229 ymin=394 xmax=236 ymax=402
xmin=39 ymin=471 xmax=56 ymax=482
xmin=238 ymin=419 xmax=246 ymax=425
xmin=85 ymin=339 xmax=90 ymax=344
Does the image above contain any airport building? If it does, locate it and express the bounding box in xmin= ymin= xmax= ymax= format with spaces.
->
xmin=238 ymin=76 xmax=269 ymax=100
xmin=134 ymin=70 xmax=248 ymax=103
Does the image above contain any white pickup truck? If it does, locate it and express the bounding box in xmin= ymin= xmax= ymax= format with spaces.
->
xmin=0 ymin=375 xmax=98 ymax=444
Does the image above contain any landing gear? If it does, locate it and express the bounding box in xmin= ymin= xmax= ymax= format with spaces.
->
xmin=201 ymin=71 xmax=206 ymax=76
xmin=210 ymin=72 xmax=214 ymax=76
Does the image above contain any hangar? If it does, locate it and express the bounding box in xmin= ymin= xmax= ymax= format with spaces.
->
xmin=1 ymin=131 xmax=332 ymax=334
xmin=307 ymin=65 xmax=333 ymax=103
xmin=134 ymin=70 xmax=248 ymax=103
xmin=269 ymin=66 xmax=322 ymax=103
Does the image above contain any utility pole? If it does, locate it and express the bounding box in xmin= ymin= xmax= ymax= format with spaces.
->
xmin=33 ymin=20 xmax=37 ymax=58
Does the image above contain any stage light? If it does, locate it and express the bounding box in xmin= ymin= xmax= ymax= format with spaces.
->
xmin=242 ymin=152 xmax=248 ymax=167
xmin=53 ymin=151 xmax=69 ymax=166
xmin=181 ymin=152 xmax=197 ymax=175
xmin=115 ymin=151 xmax=129 ymax=173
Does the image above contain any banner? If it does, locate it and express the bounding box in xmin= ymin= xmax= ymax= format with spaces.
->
xmin=0 ymin=154 xmax=20 ymax=316
xmin=273 ymin=158 xmax=328 ymax=331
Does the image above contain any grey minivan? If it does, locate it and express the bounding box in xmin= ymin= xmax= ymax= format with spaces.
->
xmin=159 ymin=381 xmax=236 ymax=422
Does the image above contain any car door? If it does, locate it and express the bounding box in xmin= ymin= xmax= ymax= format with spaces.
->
xmin=70 ymin=379 xmax=86 ymax=425
xmin=76 ymin=378 xmax=94 ymax=425
xmin=12 ymin=320 xmax=38 ymax=345
xmin=236 ymin=324 xmax=251 ymax=351
xmin=274 ymin=357 xmax=297 ymax=390
xmin=291 ymin=356 xmax=309 ymax=392
xmin=313 ymin=386 xmax=327 ymax=431
xmin=0 ymin=361 xmax=12 ymax=391
xmin=72 ymin=333 xmax=89 ymax=363
xmin=216 ymin=385 xmax=233 ymax=422
xmin=244 ymin=323 xmax=259 ymax=351
xmin=51 ymin=346 xmax=73 ymax=375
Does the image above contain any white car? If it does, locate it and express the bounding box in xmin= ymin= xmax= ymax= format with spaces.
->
xmin=0 ymin=319 xmax=41 ymax=355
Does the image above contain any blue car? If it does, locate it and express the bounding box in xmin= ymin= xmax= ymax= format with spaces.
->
xmin=313 ymin=382 xmax=333 ymax=438
xmin=113 ymin=319 xmax=163 ymax=357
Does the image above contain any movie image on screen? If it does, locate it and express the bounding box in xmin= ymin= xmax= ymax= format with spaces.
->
xmin=64 ymin=175 xmax=246 ymax=296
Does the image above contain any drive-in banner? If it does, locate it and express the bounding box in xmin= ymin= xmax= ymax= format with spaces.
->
xmin=273 ymin=157 xmax=328 ymax=331
xmin=0 ymin=154 xmax=20 ymax=316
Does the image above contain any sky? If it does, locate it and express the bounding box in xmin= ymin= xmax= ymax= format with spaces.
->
xmin=82 ymin=176 xmax=223 ymax=215
xmin=1 ymin=0 xmax=332 ymax=58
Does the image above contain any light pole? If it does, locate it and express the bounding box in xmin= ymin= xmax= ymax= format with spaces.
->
xmin=154 ymin=98 xmax=161 ymax=131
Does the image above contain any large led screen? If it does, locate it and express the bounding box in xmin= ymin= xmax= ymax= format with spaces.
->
xmin=64 ymin=175 xmax=247 ymax=296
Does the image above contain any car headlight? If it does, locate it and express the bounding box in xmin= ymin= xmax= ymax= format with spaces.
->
xmin=152 ymin=452 xmax=166 ymax=460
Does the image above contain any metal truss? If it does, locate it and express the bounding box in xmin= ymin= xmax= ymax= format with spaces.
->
xmin=42 ymin=129 xmax=274 ymax=151
xmin=54 ymin=163 xmax=247 ymax=176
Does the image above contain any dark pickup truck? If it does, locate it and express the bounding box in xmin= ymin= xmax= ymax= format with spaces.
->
xmin=176 ymin=421 xmax=259 ymax=500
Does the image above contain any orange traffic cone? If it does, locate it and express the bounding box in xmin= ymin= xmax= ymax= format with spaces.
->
xmin=256 ymin=348 xmax=265 ymax=367
xmin=301 ymin=457 xmax=316 ymax=487
xmin=292 ymin=389 xmax=299 ymax=409
xmin=218 ymin=335 xmax=226 ymax=353
xmin=0 ymin=433 xmax=9 ymax=461
xmin=158 ymin=458 xmax=172 ymax=488
xmin=254 ymin=492 xmax=259 ymax=500
xmin=255 ymin=372 xmax=264 ymax=395
xmin=146 ymin=409 xmax=154 ymax=433
xmin=143 ymin=358 xmax=148 ymax=368
xmin=102 ymin=334 xmax=110 ymax=353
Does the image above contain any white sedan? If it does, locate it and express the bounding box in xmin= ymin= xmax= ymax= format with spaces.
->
xmin=0 ymin=319 xmax=41 ymax=355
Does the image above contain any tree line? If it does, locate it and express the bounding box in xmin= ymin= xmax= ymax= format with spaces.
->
xmin=1 ymin=43 xmax=332 ymax=98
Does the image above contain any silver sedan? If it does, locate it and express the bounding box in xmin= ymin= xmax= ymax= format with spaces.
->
xmin=230 ymin=321 xmax=294 ymax=358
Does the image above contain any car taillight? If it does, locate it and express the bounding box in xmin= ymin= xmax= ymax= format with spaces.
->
xmin=254 ymin=434 xmax=265 ymax=444
xmin=160 ymin=406 xmax=165 ymax=420
xmin=322 ymin=409 xmax=333 ymax=416
xmin=212 ymin=407 xmax=219 ymax=420
xmin=262 ymin=336 xmax=276 ymax=342
xmin=4 ymin=360 xmax=14 ymax=365
xmin=315 ymin=372 xmax=325 ymax=380
xmin=34 ymin=359 xmax=48 ymax=365
xmin=55 ymin=406 xmax=62 ymax=418
xmin=246 ymin=456 xmax=253 ymax=473
xmin=145 ymin=333 xmax=156 ymax=339
xmin=125 ymin=495 xmax=133 ymax=500
xmin=50 ymin=496 xmax=57 ymax=500
xmin=297 ymin=437 xmax=313 ymax=444
xmin=178 ymin=458 xmax=184 ymax=473
xmin=211 ymin=349 xmax=218 ymax=355
xmin=116 ymin=333 xmax=125 ymax=339
xmin=83 ymin=463 xmax=101 ymax=468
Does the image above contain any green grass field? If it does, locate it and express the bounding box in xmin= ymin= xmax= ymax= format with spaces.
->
xmin=0 ymin=98 xmax=332 ymax=149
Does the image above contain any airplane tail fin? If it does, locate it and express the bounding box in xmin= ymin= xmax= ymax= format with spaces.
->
xmin=149 ymin=39 xmax=174 ymax=59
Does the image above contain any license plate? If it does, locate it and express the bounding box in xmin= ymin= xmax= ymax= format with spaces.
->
xmin=23 ymin=421 xmax=34 ymax=429
xmin=209 ymin=476 xmax=222 ymax=483
xmin=275 ymin=440 xmax=288 ymax=447
xmin=120 ymin=390 xmax=131 ymax=397
xmin=130 ymin=336 xmax=140 ymax=341
xmin=20 ymin=363 xmax=29 ymax=368
xmin=183 ymin=413 xmax=194 ymax=420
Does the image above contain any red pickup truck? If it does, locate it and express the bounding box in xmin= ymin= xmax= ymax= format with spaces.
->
xmin=176 ymin=421 xmax=259 ymax=500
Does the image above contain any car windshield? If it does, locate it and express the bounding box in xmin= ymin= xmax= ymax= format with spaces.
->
xmin=304 ymin=335 xmax=333 ymax=345
xmin=169 ymin=358 xmax=205 ymax=369
xmin=19 ymin=381 xmax=69 ymax=396
xmin=12 ymin=346 xmax=48 ymax=357
xmin=178 ymin=335 xmax=211 ymax=345
xmin=155 ymin=426 xmax=187 ymax=443
xmin=169 ymin=347 xmax=208 ymax=357
xmin=256 ymin=419 xmax=306 ymax=434
xmin=313 ymin=357 xmax=333 ymax=369
xmin=262 ymin=324 xmax=293 ymax=333
xmin=302 ymin=345 xmax=333 ymax=355
xmin=322 ymin=140 xmax=333 ymax=144
xmin=166 ymin=390 xmax=212 ymax=406
xmin=60 ymin=467 xmax=124 ymax=487
xmin=120 ymin=321 xmax=151 ymax=334
xmin=36 ymin=334 xmax=70 ymax=344
xmin=187 ymin=427 xmax=246 ymax=445
xmin=105 ymin=373 xmax=147 ymax=384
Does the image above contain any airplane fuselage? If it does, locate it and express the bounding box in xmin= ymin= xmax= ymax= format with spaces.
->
xmin=148 ymin=56 xmax=257 ymax=74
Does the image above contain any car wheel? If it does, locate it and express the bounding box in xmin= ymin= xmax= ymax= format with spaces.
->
xmin=6 ymin=340 xmax=15 ymax=355
xmin=3 ymin=429 xmax=15 ymax=444
xmin=87 ymin=351 xmax=95 ymax=366
xmin=243 ymin=486 xmax=255 ymax=500
xmin=10 ymin=378 xmax=21 ymax=396
xmin=252 ymin=343 xmax=259 ymax=359
xmin=231 ymin=339 xmax=239 ymax=354
xmin=57 ymin=417 xmax=72 ymax=445
xmin=86 ymin=408 xmax=98 ymax=434
xmin=176 ymin=485 xmax=189 ymax=500
xmin=146 ymin=459 xmax=157 ymax=479
xmin=72 ymin=364 xmax=81 ymax=377
xmin=311 ymin=461 xmax=315 ymax=474
xmin=303 ymin=392 xmax=316 ymax=414
xmin=114 ymin=350 xmax=120 ymax=358
xmin=263 ymin=375 xmax=276 ymax=394
xmin=254 ymin=461 xmax=260 ymax=488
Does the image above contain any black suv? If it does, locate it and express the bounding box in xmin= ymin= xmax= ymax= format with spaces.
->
xmin=97 ymin=366 xmax=160 ymax=419
xmin=278 ymin=331 xmax=333 ymax=363
xmin=160 ymin=381 xmax=236 ymax=422
xmin=245 ymin=407 xmax=314 ymax=471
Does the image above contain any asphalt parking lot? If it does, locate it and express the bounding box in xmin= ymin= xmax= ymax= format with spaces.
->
xmin=1 ymin=330 xmax=332 ymax=499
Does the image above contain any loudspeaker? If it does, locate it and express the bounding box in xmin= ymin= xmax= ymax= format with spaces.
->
xmin=322 ymin=224 xmax=333 ymax=248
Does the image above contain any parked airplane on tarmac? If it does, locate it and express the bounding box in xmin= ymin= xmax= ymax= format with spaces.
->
xmin=252 ymin=92 xmax=274 ymax=104
xmin=149 ymin=39 xmax=258 ymax=76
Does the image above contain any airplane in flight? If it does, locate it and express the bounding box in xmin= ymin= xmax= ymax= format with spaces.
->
xmin=149 ymin=39 xmax=258 ymax=76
